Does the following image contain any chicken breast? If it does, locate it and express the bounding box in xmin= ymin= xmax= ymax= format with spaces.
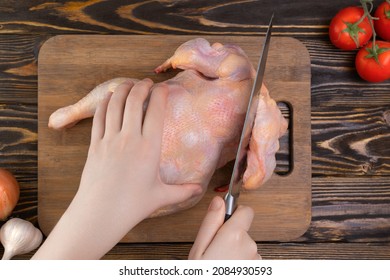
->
xmin=48 ymin=38 xmax=287 ymax=216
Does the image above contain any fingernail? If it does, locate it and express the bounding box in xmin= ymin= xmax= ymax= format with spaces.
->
xmin=208 ymin=196 xmax=223 ymax=211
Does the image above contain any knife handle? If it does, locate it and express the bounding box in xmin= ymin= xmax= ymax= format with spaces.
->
xmin=224 ymin=192 xmax=238 ymax=223
xmin=224 ymin=213 xmax=232 ymax=222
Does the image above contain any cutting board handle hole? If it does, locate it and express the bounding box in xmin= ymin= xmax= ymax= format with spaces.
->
xmin=275 ymin=101 xmax=292 ymax=176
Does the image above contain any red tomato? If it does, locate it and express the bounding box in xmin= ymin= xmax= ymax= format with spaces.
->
xmin=355 ymin=41 xmax=390 ymax=82
xmin=329 ymin=6 xmax=373 ymax=50
xmin=374 ymin=1 xmax=390 ymax=41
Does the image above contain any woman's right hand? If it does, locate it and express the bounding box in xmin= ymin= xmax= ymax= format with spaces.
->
xmin=189 ymin=196 xmax=261 ymax=260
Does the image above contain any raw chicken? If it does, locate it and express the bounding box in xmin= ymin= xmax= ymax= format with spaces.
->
xmin=48 ymin=38 xmax=287 ymax=216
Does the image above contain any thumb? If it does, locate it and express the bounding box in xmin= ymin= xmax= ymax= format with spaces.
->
xmin=189 ymin=196 xmax=225 ymax=259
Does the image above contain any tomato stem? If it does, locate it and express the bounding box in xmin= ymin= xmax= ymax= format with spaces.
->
xmin=360 ymin=0 xmax=390 ymax=64
xmin=343 ymin=0 xmax=375 ymax=48
xmin=385 ymin=0 xmax=390 ymax=19
xmin=360 ymin=0 xmax=376 ymax=46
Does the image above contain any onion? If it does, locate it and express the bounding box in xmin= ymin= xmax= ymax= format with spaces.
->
xmin=0 ymin=168 xmax=20 ymax=220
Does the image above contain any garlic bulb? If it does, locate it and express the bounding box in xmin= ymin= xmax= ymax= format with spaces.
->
xmin=0 ymin=218 xmax=43 ymax=260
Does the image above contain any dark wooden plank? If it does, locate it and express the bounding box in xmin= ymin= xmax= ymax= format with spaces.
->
xmin=0 ymin=35 xmax=43 ymax=104
xmin=303 ymin=177 xmax=390 ymax=243
xmin=0 ymin=0 xmax=377 ymax=35
xmin=0 ymin=103 xmax=37 ymax=179
xmin=103 ymin=242 xmax=390 ymax=260
xmin=312 ymin=106 xmax=390 ymax=176
xmin=304 ymin=37 xmax=390 ymax=108
xmin=8 ymin=242 xmax=390 ymax=260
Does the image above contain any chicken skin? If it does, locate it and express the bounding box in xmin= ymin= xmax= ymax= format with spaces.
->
xmin=48 ymin=38 xmax=287 ymax=216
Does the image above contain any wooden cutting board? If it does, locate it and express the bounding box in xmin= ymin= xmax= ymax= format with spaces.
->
xmin=38 ymin=35 xmax=311 ymax=242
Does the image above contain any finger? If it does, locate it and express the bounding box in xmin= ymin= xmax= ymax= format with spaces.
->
xmin=91 ymin=92 xmax=112 ymax=142
xmin=189 ymin=196 xmax=225 ymax=259
xmin=105 ymin=80 xmax=134 ymax=135
xmin=240 ymin=233 xmax=260 ymax=260
xmin=142 ymin=84 xmax=169 ymax=141
xmin=224 ymin=205 xmax=254 ymax=233
xmin=122 ymin=79 xmax=153 ymax=134
xmin=200 ymin=229 xmax=259 ymax=260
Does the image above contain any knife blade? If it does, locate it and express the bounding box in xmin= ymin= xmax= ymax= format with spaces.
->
xmin=224 ymin=14 xmax=274 ymax=222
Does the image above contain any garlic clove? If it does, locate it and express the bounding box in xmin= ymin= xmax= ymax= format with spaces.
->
xmin=0 ymin=218 xmax=43 ymax=260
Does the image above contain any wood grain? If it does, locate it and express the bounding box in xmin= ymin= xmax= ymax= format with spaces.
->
xmin=10 ymin=242 xmax=390 ymax=260
xmin=0 ymin=0 xmax=358 ymax=35
xmin=312 ymin=106 xmax=390 ymax=176
xmin=1 ymin=0 xmax=390 ymax=259
xmin=105 ymin=242 xmax=390 ymax=260
xmin=305 ymin=177 xmax=390 ymax=243
xmin=37 ymin=35 xmax=311 ymax=242
xmin=103 ymin=241 xmax=390 ymax=260
xmin=0 ymin=35 xmax=41 ymax=104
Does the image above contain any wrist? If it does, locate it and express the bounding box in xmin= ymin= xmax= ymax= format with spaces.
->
xmin=33 ymin=190 xmax=149 ymax=259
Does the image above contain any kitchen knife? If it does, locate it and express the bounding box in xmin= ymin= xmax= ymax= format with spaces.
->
xmin=224 ymin=14 xmax=273 ymax=222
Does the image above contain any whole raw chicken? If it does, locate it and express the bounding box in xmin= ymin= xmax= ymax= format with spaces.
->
xmin=48 ymin=38 xmax=287 ymax=216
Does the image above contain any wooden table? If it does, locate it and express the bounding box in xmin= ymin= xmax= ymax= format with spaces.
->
xmin=0 ymin=0 xmax=389 ymax=259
